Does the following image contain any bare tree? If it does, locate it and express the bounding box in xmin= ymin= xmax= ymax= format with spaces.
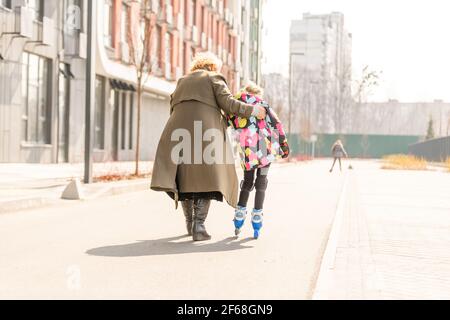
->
xmin=334 ymin=65 xmax=353 ymax=133
xmin=262 ymin=74 xmax=289 ymax=125
xmin=353 ymin=65 xmax=382 ymax=104
xmin=127 ymin=0 xmax=156 ymax=176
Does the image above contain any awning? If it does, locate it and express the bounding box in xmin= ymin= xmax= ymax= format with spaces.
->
xmin=59 ymin=65 xmax=75 ymax=79
xmin=110 ymin=79 xmax=136 ymax=92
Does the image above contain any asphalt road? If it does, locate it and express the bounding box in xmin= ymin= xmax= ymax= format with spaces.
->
xmin=0 ymin=160 xmax=345 ymax=299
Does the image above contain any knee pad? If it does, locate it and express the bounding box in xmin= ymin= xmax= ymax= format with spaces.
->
xmin=240 ymin=180 xmax=255 ymax=192
xmin=254 ymin=176 xmax=268 ymax=191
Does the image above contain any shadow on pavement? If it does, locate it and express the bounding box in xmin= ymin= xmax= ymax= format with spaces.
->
xmin=86 ymin=235 xmax=254 ymax=257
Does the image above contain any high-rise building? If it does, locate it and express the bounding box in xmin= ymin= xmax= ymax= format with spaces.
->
xmin=0 ymin=0 xmax=264 ymax=163
xmin=290 ymin=12 xmax=352 ymax=134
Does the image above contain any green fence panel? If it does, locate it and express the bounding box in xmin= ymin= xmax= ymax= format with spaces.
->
xmin=286 ymin=134 xmax=421 ymax=159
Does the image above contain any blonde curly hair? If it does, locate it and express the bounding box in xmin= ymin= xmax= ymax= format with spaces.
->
xmin=190 ymin=52 xmax=223 ymax=73
xmin=243 ymin=82 xmax=264 ymax=97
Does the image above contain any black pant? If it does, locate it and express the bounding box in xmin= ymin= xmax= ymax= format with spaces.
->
xmin=330 ymin=157 xmax=342 ymax=172
xmin=238 ymin=165 xmax=270 ymax=210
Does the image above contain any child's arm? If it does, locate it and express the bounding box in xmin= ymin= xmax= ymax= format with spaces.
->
xmin=267 ymin=106 xmax=290 ymax=159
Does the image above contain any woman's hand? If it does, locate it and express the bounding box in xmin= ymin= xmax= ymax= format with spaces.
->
xmin=253 ymin=105 xmax=267 ymax=120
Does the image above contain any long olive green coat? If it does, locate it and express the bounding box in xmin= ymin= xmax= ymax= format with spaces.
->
xmin=150 ymin=70 xmax=255 ymax=208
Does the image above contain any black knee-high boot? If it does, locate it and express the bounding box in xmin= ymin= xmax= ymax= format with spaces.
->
xmin=192 ymin=198 xmax=212 ymax=241
xmin=181 ymin=200 xmax=194 ymax=236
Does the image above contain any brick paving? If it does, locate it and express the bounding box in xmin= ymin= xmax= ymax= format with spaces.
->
xmin=318 ymin=162 xmax=450 ymax=299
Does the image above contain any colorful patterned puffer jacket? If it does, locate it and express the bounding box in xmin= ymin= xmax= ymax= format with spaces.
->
xmin=228 ymin=93 xmax=290 ymax=171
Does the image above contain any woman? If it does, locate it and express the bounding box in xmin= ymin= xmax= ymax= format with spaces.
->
xmin=329 ymin=139 xmax=348 ymax=173
xmin=151 ymin=52 xmax=266 ymax=241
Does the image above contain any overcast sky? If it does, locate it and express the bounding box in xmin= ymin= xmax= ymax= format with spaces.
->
xmin=262 ymin=0 xmax=450 ymax=102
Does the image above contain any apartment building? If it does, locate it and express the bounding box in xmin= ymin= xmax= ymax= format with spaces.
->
xmin=290 ymin=12 xmax=352 ymax=134
xmin=0 ymin=0 xmax=264 ymax=164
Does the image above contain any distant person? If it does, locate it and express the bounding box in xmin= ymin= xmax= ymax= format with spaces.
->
xmin=151 ymin=52 xmax=266 ymax=242
xmin=329 ymin=140 xmax=348 ymax=173
xmin=227 ymin=83 xmax=290 ymax=239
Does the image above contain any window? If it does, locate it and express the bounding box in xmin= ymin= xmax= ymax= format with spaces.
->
xmin=21 ymin=52 xmax=51 ymax=144
xmin=26 ymin=0 xmax=44 ymax=21
xmin=0 ymin=0 xmax=11 ymax=9
xmin=121 ymin=92 xmax=127 ymax=150
xmin=120 ymin=2 xmax=129 ymax=44
xmin=186 ymin=0 xmax=194 ymax=27
xmin=149 ymin=0 xmax=160 ymax=13
xmin=164 ymin=32 xmax=171 ymax=77
xmin=151 ymin=26 xmax=162 ymax=71
xmin=193 ymin=0 xmax=197 ymax=24
xmin=94 ymin=76 xmax=106 ymax=150
xmin=129 ymin=94 xmax=133 ymax=150
xmin=58 ymin=63 xmax=71 ymax=162
xmin=121 ymin=92 xmax=134 ymax=151
xmin=104 ymin=0 xmax=114 ymax=47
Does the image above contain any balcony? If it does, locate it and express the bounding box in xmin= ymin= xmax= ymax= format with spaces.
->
xmin=0 ymin=6 xmax=55 ymax=48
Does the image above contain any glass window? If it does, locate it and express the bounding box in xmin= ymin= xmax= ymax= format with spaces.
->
xmin=129 ymin=94 xmax=134 ymax=150
xmin=104 ymin=0 xmax=114 ymax=47
xmin=94 ymin=76 xmax=106 ymax=150
xmin=149 ymin=0 xmax=160 ymax=13
xmin=58 ymin=63 xmax=71 ymax=163
xmin=21 ymin=53 xmax=29 ymax=142
xmin=120 ymin=2 xmax=129 ymax=44
xmin=151 ymin=26 xmax=162 ymax=70
xmin=165 ymin=32 xmax=171 ymax=67
xmin=21 ymin=52 xmax=51 ymax=144
xmin=0 ymin=0 xmax=12 ymax=9
xmin=186 ymin=0 xmax=194 ymax=26
xmin=121 ymin=92 xmax=127 ymax=150
xmin=27 ymin=0 xmax=44 ymax=21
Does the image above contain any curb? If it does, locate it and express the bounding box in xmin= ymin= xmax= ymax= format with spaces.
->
xmin=0 ymin=179 xmax=150 ymax=215
xmin=312 ymin=172 xmax=350 ymax=300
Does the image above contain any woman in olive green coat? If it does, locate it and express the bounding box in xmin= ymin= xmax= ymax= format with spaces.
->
xmin=151 ymin=52 xmax=266 ymax=241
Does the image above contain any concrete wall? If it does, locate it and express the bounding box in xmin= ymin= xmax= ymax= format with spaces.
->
xmin=141 ymin=93 xmax=170 ymax=161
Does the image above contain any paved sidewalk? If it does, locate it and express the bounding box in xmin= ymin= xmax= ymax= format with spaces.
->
xmin=314 ymin=161 xmax=450 ymax=299
xmin=0 ymin=162 xmax=153 ymax=214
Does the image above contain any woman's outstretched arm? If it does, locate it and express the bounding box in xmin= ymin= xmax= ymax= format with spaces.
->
xmin=209 ymin=74 xmax=265 ymax=119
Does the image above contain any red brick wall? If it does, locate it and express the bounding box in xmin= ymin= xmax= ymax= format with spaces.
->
xmin=111 ymin=0 xmax=238 ymax=91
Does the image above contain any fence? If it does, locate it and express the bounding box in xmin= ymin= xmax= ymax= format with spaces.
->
xmin=409 ymin=136 xmax=450 ymax=162
xmin=287 ymin=134 xmax=421 ymax=159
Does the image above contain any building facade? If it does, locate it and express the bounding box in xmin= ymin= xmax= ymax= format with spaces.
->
xmin=290 ymin=12 xmax=352 ymax=135
xmin=0 ymin=0 xmax=264 ymax=164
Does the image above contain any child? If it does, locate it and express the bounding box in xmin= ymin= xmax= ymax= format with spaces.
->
xmin=227 ymin=83 xmax=290 ymax=239
xmin=329 ymin=140 xmax=348 ymax=173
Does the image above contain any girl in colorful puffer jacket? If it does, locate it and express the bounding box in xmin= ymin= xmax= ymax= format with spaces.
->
xmin=227 ymin=83 xmax=290 ymax=239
